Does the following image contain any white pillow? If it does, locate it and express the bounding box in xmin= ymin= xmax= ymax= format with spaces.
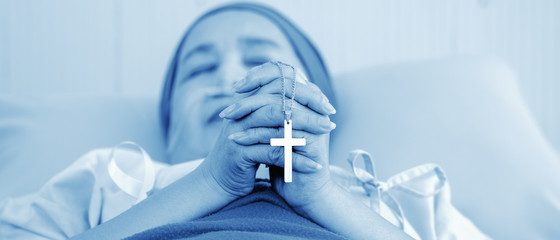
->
xmin=330 ymin=56 xmax=560 ymax=239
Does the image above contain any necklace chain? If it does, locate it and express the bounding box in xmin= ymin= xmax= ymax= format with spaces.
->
xmin=272 ymin=61 xmax=296 ymax=122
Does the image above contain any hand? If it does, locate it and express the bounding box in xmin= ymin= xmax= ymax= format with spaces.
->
xmin=195 ymin=61 xmax=335 ymax=202
xmin=221 ymin=61 xmax=337 ymax=209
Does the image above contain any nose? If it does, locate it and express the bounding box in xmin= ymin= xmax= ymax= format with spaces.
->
xmin=217 ymin=54 xmax=246 ymax=93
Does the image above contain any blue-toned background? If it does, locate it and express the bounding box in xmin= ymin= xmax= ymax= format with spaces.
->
xmin=1 ymin=2 xmax=560 ymax=238
xmin=0 ymin=0 xmax=558 ymax=151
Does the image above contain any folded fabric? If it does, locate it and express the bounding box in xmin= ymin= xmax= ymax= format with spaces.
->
xmin=330 ymin=150 xmax=490 ymax=240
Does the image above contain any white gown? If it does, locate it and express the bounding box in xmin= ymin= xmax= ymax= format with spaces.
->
xmin=0 ymin=147 xmax=489 ymax=239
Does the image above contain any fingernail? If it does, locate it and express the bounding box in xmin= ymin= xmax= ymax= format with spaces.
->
xmin=219 ymin=104 xmax=236 ymax=118
xmin=233 ymin=77 xmax=246 ymax=90
xmin=305 ymin=160 xmax=323 ymax=170
xmin=322 ymin=94 xmax=330 ymax=103
xmin=228 ymin=132 xmax=247 ymax=141
xmin=322 ymin=96 xmax=336 ymax=114
xmin=326 ymin=103 xmax=336 ymax=114
xmin=320 ymin=118 xmax=335 ymax=130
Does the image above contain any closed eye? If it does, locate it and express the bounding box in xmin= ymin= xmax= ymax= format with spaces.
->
xmin=244 ymin=57 xmax=270 ymax=68
xmin=188 ymin=64 xmax=218 ymax=78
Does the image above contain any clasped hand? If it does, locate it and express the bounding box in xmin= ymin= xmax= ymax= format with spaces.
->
xmin=198 ymin=61 xmax=337 ymax=210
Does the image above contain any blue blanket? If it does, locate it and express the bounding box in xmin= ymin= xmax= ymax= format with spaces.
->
xmin=126 ymin=182 xmax=346 ymax=239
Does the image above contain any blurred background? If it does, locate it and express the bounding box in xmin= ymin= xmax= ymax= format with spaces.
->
xmin=0 ymin=0 xmax=558 ymax=152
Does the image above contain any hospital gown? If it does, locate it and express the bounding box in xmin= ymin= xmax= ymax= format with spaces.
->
xmin=0 ymin=148 xmax=488 ymax=239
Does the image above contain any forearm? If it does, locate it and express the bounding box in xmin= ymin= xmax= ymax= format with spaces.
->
xmin=73 ymin=167 xmax=236 ymax=239
xmin=297 ymin=181 xmax=412 ymax=240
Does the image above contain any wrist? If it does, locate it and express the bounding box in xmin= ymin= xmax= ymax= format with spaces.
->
xmin=292 ymin=179 xmax=339 ymax=218
xmin=193 ymin=162 xmax=241 ymax=203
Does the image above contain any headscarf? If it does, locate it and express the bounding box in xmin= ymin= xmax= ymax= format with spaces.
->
xmin=160 ymin=2 xmax=336 ymax=139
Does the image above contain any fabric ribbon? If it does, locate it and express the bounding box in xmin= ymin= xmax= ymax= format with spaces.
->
xmin=347 ymin=150 xmax=447 ymax=230
xmin=107 ymin=141 xmax=156 ymax=204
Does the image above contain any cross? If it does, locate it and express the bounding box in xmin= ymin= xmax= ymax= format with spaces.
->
xmin=270 ymin=120 xmax=306 ymax=182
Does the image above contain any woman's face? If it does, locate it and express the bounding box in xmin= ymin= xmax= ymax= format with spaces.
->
xmin=167 ymin=10 xmax=304 ymax=163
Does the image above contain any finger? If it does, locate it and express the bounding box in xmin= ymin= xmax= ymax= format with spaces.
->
xmin=229 ymin=127 xmax=325 ymax=162
xmin=219 ymin=94 xmax=335 ymax=133
xmin=253 ymin=79 xmax=335 ymax=115
xmin=228 ymin=128 xmax=312 ymax=146
xmin=221 ymin=92 xmax=332 ymax=120
xmin=233 ymin=61 xmax=291 ymax=93
xmin=234 ymin=62 xmax=335 ymax=115
xmin=219 ymin=94 xmax=273 ymax=120
xmin=238 ymin=144 xmax=322 ymax=173
xmin=234 ymin=103 xmax=336 ymax=134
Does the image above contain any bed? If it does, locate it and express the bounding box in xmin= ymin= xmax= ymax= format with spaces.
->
xmin=1 ymin=56 xmax=558 ymax=239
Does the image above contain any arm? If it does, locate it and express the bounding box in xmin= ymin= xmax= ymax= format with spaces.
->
xmin=77 ymin=62 xmax=336 ymax=239
xmin=73 ymin=166 xmax=235 ymax=239
xmin=295 ymin=180 xmax=412 ymax=240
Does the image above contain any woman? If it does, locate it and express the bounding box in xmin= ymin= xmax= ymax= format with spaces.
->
xmin=0 ymin=3 xmax=410 ymax=240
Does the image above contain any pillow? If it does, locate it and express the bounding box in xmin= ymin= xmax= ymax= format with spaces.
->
xmin=0 ymin=94 xmax=166 ymax=200
xmin=330 ymin=56 xmax=560 ymax=239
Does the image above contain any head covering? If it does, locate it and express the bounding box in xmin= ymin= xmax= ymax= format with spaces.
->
xmin=160 ymin=2 xmax=336 ymax=139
